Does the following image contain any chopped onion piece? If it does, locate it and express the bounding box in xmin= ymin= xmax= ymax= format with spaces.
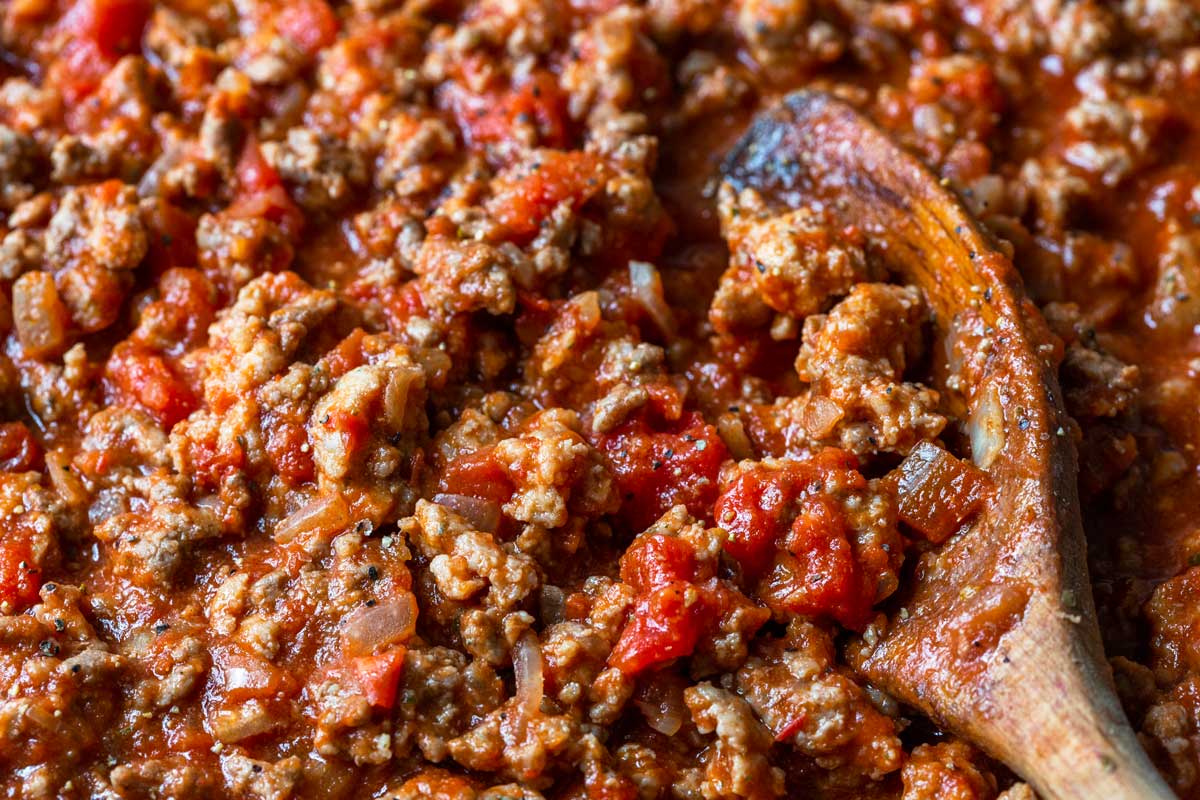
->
xmin=970 ymin=384 xmax=1005 ymax=469
xmin=432 ymin=493 xmax=501 ymax=533
xmin=274 ymin=492 xmax=350 ymax=544
xmin=215 ymin=646 xmax=287 ymax=701
xmin=342 ymin=593 xmax=418 ymax=657
xmin=513 ymin=630 xmax=544 ymax=718
xmin=45 ymin=449 xmax=87 ymax=507
xmin=13 ymin=272 xmax=69 ymax=359
xmin=629 ymin=260 xmax=675 ymax=335
xmin=801 ymin=394 xmax=843 ymax=438
xmin=635 ymin=695 xmax=684 ymax=736
xmin=211 ymin=701 xmax=278 ymax=743
xmin=137 ymin=144 xmax=184 ymax=198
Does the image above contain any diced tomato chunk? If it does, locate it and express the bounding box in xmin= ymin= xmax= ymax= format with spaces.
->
xmin=229 ymin=184 xmax=304 ymax=238
xmin=236 ymin=135 xmax=281 ymax=195
xmin=449 ymin=71 xmax=569 ymax=153
xmin=229 ymin=137 xmax=304 ymax=237
xmin=714 ymin=449 xmax=883 ymax=630
xmin=105 ymin=343 xmax=198 ymax=429
xmin=598 ymin=411 xmax=729 ymax=532
xmin=619 ymin=534 xmax=696 ymax=592
xmin=274 ymin=0 xmax=339 ymax=56
xmin=186 ymin=431 xmax=247 ymax=493
xmin=71 ymin=0 xmax=149 ymax=53
xmin=715 ymin=448 xmax=861 ymax=578
xmin=883 ymin=441 xmax=991 ymax=544
xmin=319 ymin=329 xmax=369 ymax=379
xmin=611 ymin=536 xmax=767 ymax=676
xmin=438 ymin=448 xmax=517 ymax=507
xmin=385 ymin=282 xmax=426 ymax=324
xmin=608 ymin=581 xmax=713 ymax=675
xmin=133 ymin=268 xmax=215 ymax=355
xmin=52 ymin=41 xmax=108 ymax=107
xmin=0 ymin=422 xmax=43 ymax=473
xmin=351 ymin=645 xmax=407 ymax=709
xmin=714 ymin=472 xmax=786 ymax=581
xmin=53 ymin=0 xmax=151 ymax=104
xmin=487 ymin=151 xmax=609 ymax=244
xmin=266 ymin=418 xmax=315 ymax=486
xmin=0 ymin=534 xmax=40 ymax=612
xmin=766 ymin=495 xmax=873 ymax=630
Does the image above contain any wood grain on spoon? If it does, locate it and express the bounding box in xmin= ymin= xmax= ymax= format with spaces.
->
xmin=720 ymin=91 xmax=1173 ymax=800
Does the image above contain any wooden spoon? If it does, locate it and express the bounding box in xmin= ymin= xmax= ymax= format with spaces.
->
xmin=720 ymin=91 xmax=1173 ymax=800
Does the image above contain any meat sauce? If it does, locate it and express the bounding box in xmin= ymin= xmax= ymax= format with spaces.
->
xmin=0 ymin=0 xmax=1197 ymax=798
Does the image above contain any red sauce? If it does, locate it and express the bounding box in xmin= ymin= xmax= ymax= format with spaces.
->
xmin=0 ymin=0 xmax=1196 ymax=796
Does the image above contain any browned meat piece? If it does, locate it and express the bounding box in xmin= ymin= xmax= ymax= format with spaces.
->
xmin=763 ymin=283 xmax=946 ymax=457
xmin=736 ymin=621 xmax=903 ymax=782
xmin=901 ymin=740 xmax=999 ymax=800
xmin=713 ymin=185 xmax=871 ymax=336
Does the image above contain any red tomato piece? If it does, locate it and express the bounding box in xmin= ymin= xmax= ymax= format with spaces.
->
xmin=619 ymin=534 xmax=696 ymax=592
xmin=715 ymin=449 xmax=882 ymax=630
xmin=715 ymin=448 xmax=862 ymax=578
xmin=321 ymin=329 xmax=368 ymax=378
xmin=53 ymin=41 xmax=109 ymax=107
xmin=141 ymin=199 xmax=199 ymax=275
xmin=274 ymin=0 xmax=339 ymax=57
xmin=229 ymin=137 xmax=304 ymax=238
xmin=0 ymin=536 xmax=40 ymax=612
xmin=438 ymin=447 xmax=517 ymax=507
xmin=133 ymin=268 xmax=215 ymax=355
xmin=319 ymin=409 xmax=370 ymax=461
xmin=608 ymin=581 xmax=712 ymax=675
xmin=373 ymin=282 xmax=427 ymax=335
xmin=54 ymin=0 xmax=151 ymax=104
xmin=487 ymin=151 xmax=609 ymax=244
xmin=0 ymin=422 xmax=43 ymax=473
xmin=77 ymin=0 xmax=149 ymax=53
xmin=236 ymin=135 xmax=281 ymax=195
xmin=105 ymin=343 xmax=198 ymax=429
xmin=451 ymin=71 xmax=569 ymax=153
xmin=714 ymin=467 xmax=792 ymax=580
xmin=265 ymin=418 xmax=315 ymax=486
xmin=764 ymin=495 xmax=873 ymax=630
xmin=774 ymin=712 xmax=807 ymax=742
xmin=352 ymin=645 xmax=407 ymax=709
xmin=598 ymin=411 xmax=729 ymax=532
xmin=186 ymin=431 xmax=247 ymax=493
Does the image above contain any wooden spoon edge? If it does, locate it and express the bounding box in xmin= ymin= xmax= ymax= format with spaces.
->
xmin=721 ymin=91 xmax=1172 ymax=800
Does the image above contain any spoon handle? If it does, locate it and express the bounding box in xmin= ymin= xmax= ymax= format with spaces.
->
xmin=969 ymin=600 xmax=1174 ymax=800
